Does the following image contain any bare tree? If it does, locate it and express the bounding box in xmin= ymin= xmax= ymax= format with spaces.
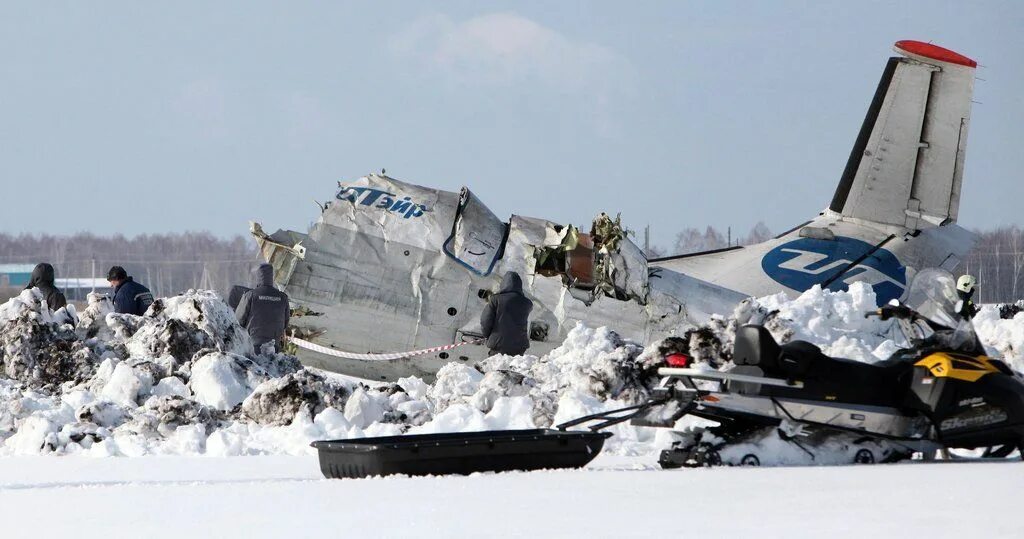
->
xmin=668 ymin=223 xmax=773 ymax=256
xmin=742 ymin=222 xmax=774 ymax=245
xmin=961 ymin=226 xmax=1024 ymax=303
xmin=672 ymin=226 xmax=728 ymax=255
xmin=644 ymin=245 xmax=666 ymax=258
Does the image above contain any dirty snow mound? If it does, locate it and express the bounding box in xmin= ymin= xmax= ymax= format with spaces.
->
xmin=0 ymin=289 xmax=98 ymax=389
xmin=126 ymin=291 xmax=253 ymax=364
xmin=243 ymin=370 xmax=350 ymax=426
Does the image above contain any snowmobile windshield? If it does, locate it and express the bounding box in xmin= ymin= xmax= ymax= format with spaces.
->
xmin=904 ymin=269 xmax=960 ymax=329
xmin=902 ymin=268 xmax=980 ymax=352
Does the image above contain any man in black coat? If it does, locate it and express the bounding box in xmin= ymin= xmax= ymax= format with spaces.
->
xmin=25 ymin=263 xmax=67 ymax=311
xmin=235 ymin=264 xmax=291 ymax=353
xmin=107 ymin=266 xmax=155 ymax=316
xmin=480 ymin=271 xmax=533 ymax=356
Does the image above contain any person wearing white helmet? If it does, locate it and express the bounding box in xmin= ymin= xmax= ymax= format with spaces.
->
xmin=956 ymin=274 xmax=979 ymax=320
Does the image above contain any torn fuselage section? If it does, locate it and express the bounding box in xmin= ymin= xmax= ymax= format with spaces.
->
xmin=509 ymin=213 xmax=649 ymax=308
xmin=251 ymin=173 xmax=734 ymax=380
xmin=250 ymin=221 xmax=307 ymax=287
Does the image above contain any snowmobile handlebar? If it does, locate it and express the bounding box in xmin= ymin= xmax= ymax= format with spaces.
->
xmin=865 ymin=305 xmax=916 ymax=321
xmin=866 ymin=305 xmax=959 ymax=336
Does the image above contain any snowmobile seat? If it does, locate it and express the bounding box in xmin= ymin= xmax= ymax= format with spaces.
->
xmin=726 ymin=365 xmax=765 ymax=394
xmin=728 ymin=325 xmax=781 ymax=394
xmin=732 ymin=325 xmax=782 ymax=371
xmin=731 ymin=327 xmax=906 ymax=405
xmin=777 ymin=340 xmax=826 ymax=376
xmin=776 ymin=341 xmax=908 ymax=407
xmin=732 ymin=326 xmax=825 ymax=378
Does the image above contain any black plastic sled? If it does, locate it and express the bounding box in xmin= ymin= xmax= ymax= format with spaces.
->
xmin=311 ymin=402 xmax=654 ymax=479
xmin=312 ymin=429 xmax=611 ymax=479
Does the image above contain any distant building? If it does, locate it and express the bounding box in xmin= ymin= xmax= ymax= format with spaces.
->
xmin=0 ymin=266 xmax=115 ymax=303
xmin=0 ymin=264 xmax=36 ymax=288
xmin=0 ymin=267 xmax=112 ymax=303
xmin=55 ymin=278 xmax=112 ymax=302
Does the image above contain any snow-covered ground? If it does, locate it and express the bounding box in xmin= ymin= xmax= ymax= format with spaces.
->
xmin=3 ymin=282 xmax=1024 ymax=536
xmin=1 ymin=455 xmax=1021 ymax=538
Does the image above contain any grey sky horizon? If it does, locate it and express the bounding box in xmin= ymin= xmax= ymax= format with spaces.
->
xmin=2 ymin=1 xmax=1022 ymax=250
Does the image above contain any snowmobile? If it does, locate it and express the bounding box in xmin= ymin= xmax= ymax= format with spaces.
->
xmin=639 ymin=268 xmax=1024 ymax=467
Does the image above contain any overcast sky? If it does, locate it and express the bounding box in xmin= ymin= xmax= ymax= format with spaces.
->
xmin=1 ymin=1 xmax=1022 ymax=249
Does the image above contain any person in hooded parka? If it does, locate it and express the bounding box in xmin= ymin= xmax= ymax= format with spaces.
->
xmin=25 ymin=263 xmax=68 ymax=311
xmin=480 ymin=271 xmax=534 ymax=356
xmin=235 ymin=263 xmax=291 ymax=353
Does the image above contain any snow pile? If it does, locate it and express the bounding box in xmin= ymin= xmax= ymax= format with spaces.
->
xmin=2 ymin=281 xmax=1024 ymax=461
xmin=242 ymin=370 xmax=350 ymax=426
xmin=973 ymin=306 xmax=1024 ymax=372
xmin=738 ymin=283 xmax=899 ymax=362
xmin=731 ymin=283 xmax=1024 ymax=372
xmin=123 ymin=291 xmax=254 ymax=363
xmin=0 ymin=289 xmax=98 ymax=389
xmin=0 ymin=284 xmax=665 ymax=457
xmin=997 ymin=300 xmax=1024 ymax=320
xmin=0 ymin=289 xmax=315 ymax=456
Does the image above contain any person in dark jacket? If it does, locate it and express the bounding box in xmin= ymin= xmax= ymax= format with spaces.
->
xmin=235 ymin=264 xmax=291 ymax=353
xmin=25 ymin=263 xmax=67 ymax=311
xmin=107 ymin=266 xmax=155 ymax=316
xmin=480 ymin=271 xmax=533 ymax=356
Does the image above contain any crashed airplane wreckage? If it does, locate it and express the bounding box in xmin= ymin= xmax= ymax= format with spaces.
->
xmin=251 ymin=175 xmax=743 ymax=380
xmin=252 ymin=40 xmax=980 ymax=381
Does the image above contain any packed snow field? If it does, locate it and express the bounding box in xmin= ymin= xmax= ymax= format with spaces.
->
xmin=0 ymin=454 xmax=1021 ymax=538
xmin=3 ymin=283 xmax=1024 ymax=459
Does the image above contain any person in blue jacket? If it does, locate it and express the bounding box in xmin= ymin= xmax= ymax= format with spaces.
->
xmin=106 ymin=266 xmax=155 ymax=316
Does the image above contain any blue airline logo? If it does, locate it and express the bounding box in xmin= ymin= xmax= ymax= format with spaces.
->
xmin=760 ymin=236 xmax=907 ymax=305
xmin=336 ymin=185 xmax=429 ymax=220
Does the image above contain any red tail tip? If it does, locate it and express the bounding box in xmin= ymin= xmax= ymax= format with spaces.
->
xmin=894 ymin=40 xmax=977 ymax=68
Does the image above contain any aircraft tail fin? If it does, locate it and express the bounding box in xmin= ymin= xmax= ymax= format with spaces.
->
xmin=829 ymin=41 xmax=976 ymax=229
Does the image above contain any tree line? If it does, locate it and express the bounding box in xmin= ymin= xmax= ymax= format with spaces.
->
xmin=2 ymin=224 xmax=1023 ymax=304
xmin=961 ymin=226 xmax=1024 ymax=304
xmin=0 ymin=232 xmax=259 ymax=302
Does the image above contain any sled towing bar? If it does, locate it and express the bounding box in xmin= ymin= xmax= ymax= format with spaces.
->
xmin=556 ymin=369 xmax=804 ymax=432
xmin=657 ymin=368 xmax=804 ymax=389
xmin=555 ymin=398 xmax=671 ymax=432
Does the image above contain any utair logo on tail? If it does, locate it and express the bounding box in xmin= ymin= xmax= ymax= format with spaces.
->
xmin=760 ymin=237 xmax=907 ymax=304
